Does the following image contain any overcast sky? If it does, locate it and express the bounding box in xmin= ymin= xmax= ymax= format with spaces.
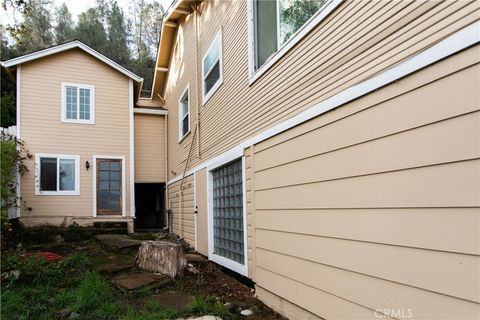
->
xmin=1 ymin=0 xmax=172 ymax=26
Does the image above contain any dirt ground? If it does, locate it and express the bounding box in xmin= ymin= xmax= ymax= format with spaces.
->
xmin=23 ymin=233 xmax=286 ymax=320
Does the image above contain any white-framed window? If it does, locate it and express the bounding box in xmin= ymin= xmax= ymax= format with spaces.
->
xmin=202 ymin=30 xmax=223 ymax=105
xmin=207 ymin=148 xmax=248 ymax=276
xmin=178 ymin=84 xmax=190 ymax=141
xmin=61 ymin=82 xmax=95 ymax=124
xmin=248 ymin=0 xmax=341 ymax=83
xmin=35 ymin=154 xmax=80 ymax=195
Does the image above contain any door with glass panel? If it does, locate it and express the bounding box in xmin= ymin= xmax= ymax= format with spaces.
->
xmin=97 ymin=159 xmax=122 ymax=215
xmin=211 ymin=159 xmax=245 ymax=266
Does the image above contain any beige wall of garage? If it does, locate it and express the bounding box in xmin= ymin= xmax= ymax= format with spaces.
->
xmin=19 ymin=49 xmax=133 ymax=226
xmin=134 ymin=114 xmax=166 ymax=183
xmin=251 ymin=46 xmax=480 ymax=319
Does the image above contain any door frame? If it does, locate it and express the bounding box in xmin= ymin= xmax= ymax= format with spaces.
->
xmin=206 ymin=147 xmax=248 ymax=276
xmin=92 ymin=155 xmax=126 ymax=217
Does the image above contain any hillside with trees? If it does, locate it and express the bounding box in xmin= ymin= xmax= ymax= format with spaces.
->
xmin=1 ymin=0 xmax=164 ymax=127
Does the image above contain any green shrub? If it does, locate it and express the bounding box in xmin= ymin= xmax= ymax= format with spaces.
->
xmin=64 ymin=223 xmax=95 ymax=242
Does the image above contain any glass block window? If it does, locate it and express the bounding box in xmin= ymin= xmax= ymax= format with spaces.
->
xmin=212 ymin=159 xmax=244 ymax=264
xmin=62 ymin=83 xmax=94 ymax=123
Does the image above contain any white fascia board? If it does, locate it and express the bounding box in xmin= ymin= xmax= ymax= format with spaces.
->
xmin=167 ymin=21 xmax=480 ymax=186
xmin=134 ymin=108 xmax=168 ymax=115
xmin=2 ymin=40 xmax=143 ymax=82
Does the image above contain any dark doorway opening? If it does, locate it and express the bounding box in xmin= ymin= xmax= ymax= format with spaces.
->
xmin=134 ymin=183 xmax=165 ymax=230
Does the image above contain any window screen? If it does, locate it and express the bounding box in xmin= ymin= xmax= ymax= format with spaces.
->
xmin=212 ymin=159 xmax=244 ymax=264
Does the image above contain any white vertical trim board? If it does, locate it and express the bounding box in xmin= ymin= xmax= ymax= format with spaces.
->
xmin=16 ymin=66 xmax=21 ymax=218
xmin=193 ymin=171 xmax=198 ymax=251
xmin=167 ymin=21 xmax=480 ymax=187
xmin=92 ymin=155 xmax=127 ymax=217
xmin=206 ymin=153 xmax=248 ymax=277
xmin=129 ymin=79 xmax=135 ymax=218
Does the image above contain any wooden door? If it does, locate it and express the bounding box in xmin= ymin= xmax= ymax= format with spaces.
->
xmin=97 ymin=159 xmax=122 ymax=215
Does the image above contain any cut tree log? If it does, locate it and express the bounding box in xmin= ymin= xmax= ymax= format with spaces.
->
xmin=136 ymin=241 xmax=187 ymax=278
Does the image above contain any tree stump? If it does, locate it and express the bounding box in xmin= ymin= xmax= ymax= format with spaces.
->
xmin=136 ymin=241 xmax=186 ymax=278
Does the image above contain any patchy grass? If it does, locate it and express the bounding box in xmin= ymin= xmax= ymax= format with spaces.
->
xmin=188 ymin=295 xmax=235 ymax=319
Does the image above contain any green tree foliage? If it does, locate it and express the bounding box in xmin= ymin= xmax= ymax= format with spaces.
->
xmin=280 ymin=0 xmax=326 ymax=43
xmin=15 ymin=0 xmax=54 ymax=53
xmin=54 ymin=3 xmax=74 ymax=44
xmin=75 ymin=7 xmax=109 ymax=54
xmin=106 ymin=1 xmax=131 ymax=66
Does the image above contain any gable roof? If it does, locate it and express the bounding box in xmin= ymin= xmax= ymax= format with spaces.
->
xmin=1 ymin=40 xmax=143 ymax=82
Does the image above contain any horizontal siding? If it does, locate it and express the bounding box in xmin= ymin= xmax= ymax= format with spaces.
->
xmin=20 ymin=49 xmax=132 ymax=220
xmin=252 ymin=52 xmax=480 ymax=318
xmin=168 ymin=174 xmax=195 ymax=246
xmin=134 ymin=114 xmax=166 ymax=182
xmin=165 ymin=0 xmax=479 ymax=180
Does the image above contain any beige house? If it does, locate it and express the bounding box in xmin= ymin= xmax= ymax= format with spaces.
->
xmin=149 ymin=0 xmax=480 ymax=319
xmin=1 ymin=41 xmax=167 ymax=231
xmin=2 ymin=0 xmax=480 ymax=319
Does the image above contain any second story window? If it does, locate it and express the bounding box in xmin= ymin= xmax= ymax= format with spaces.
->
xmin=253 ymin=0 xmax=335 ymax=71
xmin=61 ymin=82 xmax=95 ymax=124
xmin=178 ymin=85 xmax=190 ymax=141
xmin=202 ymin=30 xmax=223 ymax=104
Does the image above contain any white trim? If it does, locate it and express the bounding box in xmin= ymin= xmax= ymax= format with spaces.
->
xmin=129 ymin=79 xmax=135 ymax=218
xmin=1 ymin=41 xmax=143 ymax=82
xmin=134 ymin=108 xmax=168 ymax=115
xmin=248 ymin=0 xmax=342 ymax=85
xmin=207 ymin=156 xmax=248 ymax=276
xmin=202 ymin=29 xmax=223 ymax=105
xmin=35 ymin=153 xmax=80 ymax=196
xmin=168 ymin=21 xmax=480 ymax=186
xmin=193 ymin=171 xmax=198 ymax=251
xmin=16 ymin=66 xmax=21 ymax=218
xmin=61 ymin=82 xmax=95 ymax=124
xmin=92 ymin=155 xmax=127 ymax=217
xmin=156 ymin=67 xmax=169 ymax=72
xmin=178 ymin=84 xmax=191 ymax=141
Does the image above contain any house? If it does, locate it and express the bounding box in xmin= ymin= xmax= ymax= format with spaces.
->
xmin=149 ymin=0 xmax=480 ymax=319
xmin=2 ymin=0 xmax=480 ymax=319
xmin=1 ymin=41 xmax=168 ymax=232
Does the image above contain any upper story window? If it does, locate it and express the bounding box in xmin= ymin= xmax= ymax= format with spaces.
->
xmin=35 ymin=154 xmax=80 ymax=196
xmin=202 ymin=30 xmax=223 ymax=105
xmin=178 ymin=85 xmax=190 ymax=141
xmin=61 ymin=82 xmax=95 ymax=124
xmin=250 ymin=0 xmax=339 ymax=82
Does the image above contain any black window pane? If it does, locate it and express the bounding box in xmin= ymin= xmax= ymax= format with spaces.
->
xmin=40 ymin=158 xmax=57 ymax=191
xmin=182 ymin=114 xmax=189 ymax=136
xmin=205 ymin=62 xmax=220 ymax=94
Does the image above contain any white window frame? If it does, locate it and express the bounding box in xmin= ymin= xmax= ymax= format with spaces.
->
xmin=92 ymin=155 xmax=126 ymax=217
xmin=206 ymin=148 xmax=248 ymax=276
xmin=202 ymin=29 xmax=223 ymax=105
xmin=247 ymin=0 xmax=342 ymax=85
xmin=178 ymin=84 xmax=190 ymax=141
xmin=35 ymin=153 xmax=80 ymax=196
xmin=61 ymin=82 xmax=95 ymax=124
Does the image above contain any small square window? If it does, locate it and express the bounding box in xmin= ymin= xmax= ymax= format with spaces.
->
xmin=62 ymin=83 xmax=95 ymax=124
